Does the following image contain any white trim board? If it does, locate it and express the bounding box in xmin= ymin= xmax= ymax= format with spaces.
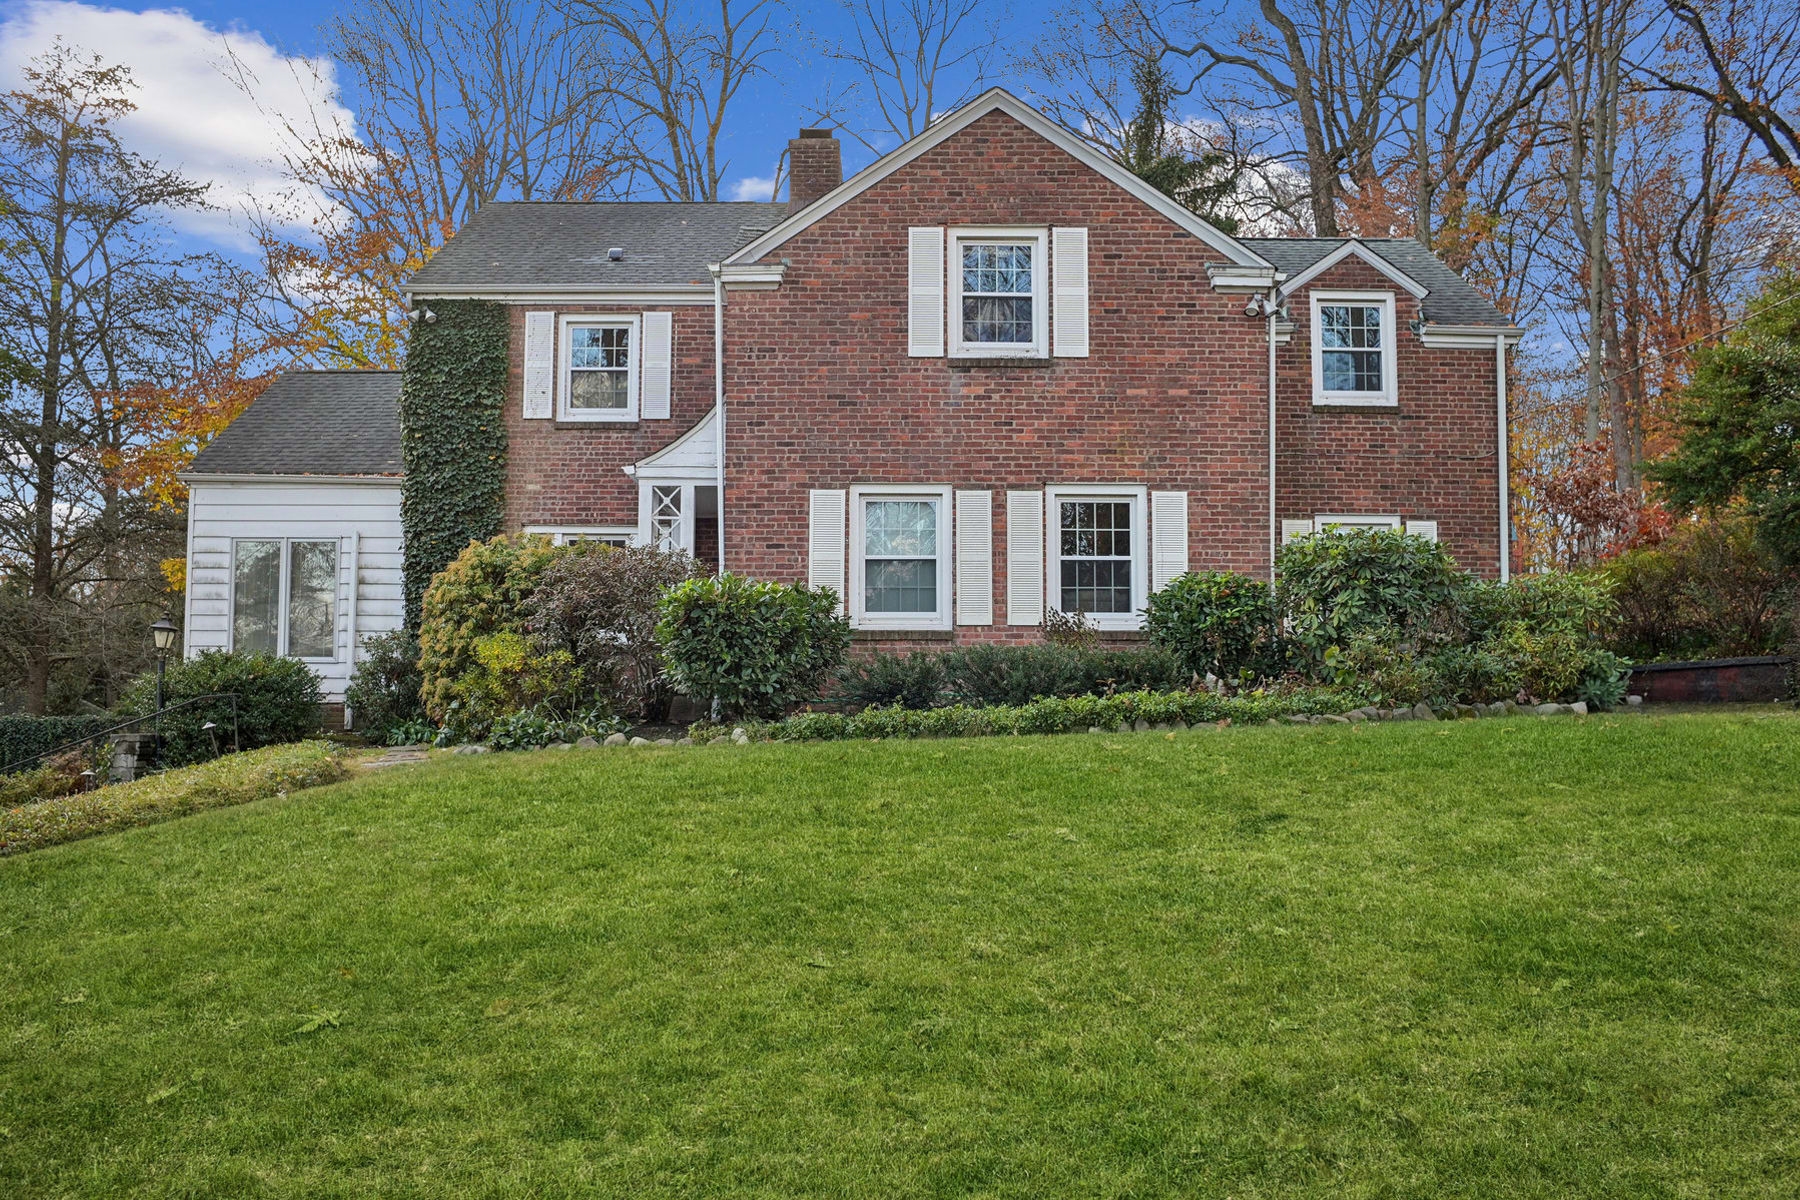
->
xmin=721 ymin=88 xmax=1270 ymax=272
xmin=1278 ymin=240 xmax=1429 ymax=300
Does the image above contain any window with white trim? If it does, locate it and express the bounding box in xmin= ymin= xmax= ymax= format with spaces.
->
xmin=559 ymin=315 xmax=638 ymax=421
xmin=524 ymin=526 xmax=636 ymax=547
xmin=1047 ymin=486 xmax=1148 ymax=630
xmin=850 ymin=487 xmax=952 ymax=630
xmin=1311 ymin=291 xmax=1397 ymax=405
xmin=648 ymin=485 xmax=683 ymax=552
xmin=1313 ymin=514 xmax=1402 ymax=534
xmin=951 ymin=228 xmax=1047 ymax=357
xmin=231 ymin=538 xmax=338 ymax=660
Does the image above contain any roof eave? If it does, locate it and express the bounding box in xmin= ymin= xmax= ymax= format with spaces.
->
xmin=721 ymin=87 xmax=1272 ymax=273
xmin=178 ymin=471 xmax=405 ymax=485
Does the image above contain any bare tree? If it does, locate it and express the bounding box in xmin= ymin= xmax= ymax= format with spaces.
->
xmin=1638 ymin=0 xmax=1800 ymax=191
xmin=0 ymin=46 xmax=236 ymax=712
xmin=559 ymin=0 xmax=781 ymax=201
xmin=1144 ymin=0 xmax=1467 ymax=236
xmin=233 ymin=0 xmax=623 ymax=366
xmin=803 ymin=0 xmax=1005 ymax=153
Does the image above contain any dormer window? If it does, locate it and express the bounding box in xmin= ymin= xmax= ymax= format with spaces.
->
xmin=950 ymin=228 xmax=1047 ymax=357
xmin=559 ymin=314 xmax=638 ymax=421
xmin=1311 ymin=291 xmax=1397 ymax=406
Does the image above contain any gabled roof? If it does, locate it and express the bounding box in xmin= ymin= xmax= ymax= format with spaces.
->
xmin=186 ymin=370 xmax=403 ymax=478
xmin=1247 ymin=237 xmax=1512 ymax=327
xmin=722 ymin=88 xmax=1272 ymax=271
xmin=406 ymin=201 xmax=787 ymax=297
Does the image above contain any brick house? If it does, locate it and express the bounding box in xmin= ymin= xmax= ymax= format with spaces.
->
xmin=183 ymin=88 xmax=1520 ymax=698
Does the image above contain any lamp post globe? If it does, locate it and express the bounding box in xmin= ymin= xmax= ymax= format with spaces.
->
xmin=149 ymin=612 xmax=177 ymax=753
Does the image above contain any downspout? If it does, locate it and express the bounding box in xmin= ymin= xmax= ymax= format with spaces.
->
xmin=1496 ymin=333 xmax=1511 ymax=583
xmin=1267 ymin=292 xmax=1279 ymax=585
xmin=345 ymin=530 xmax=360 ymax=731
xmin=714 ymin=272 xmax=726 ymax=574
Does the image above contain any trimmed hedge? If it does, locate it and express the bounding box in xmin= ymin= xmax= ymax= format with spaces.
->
xmin=698 ymin=687 xmax=1358 ymax=743
xmin=121 ymin=651 xmax=324 ymax=768
xmin=0 ymin=741 xmax=349 ymax=856
xmin=0 ymin=715 xmax=116 ymax=774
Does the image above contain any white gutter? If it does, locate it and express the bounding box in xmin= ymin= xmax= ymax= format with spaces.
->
xmin=713 ymin=272 xmax=727 ymax=573
xmin=1496 ymin=333 xmax=1511 ymax=582
xmin=1268 ymin=293 xmax=1279 ymax=584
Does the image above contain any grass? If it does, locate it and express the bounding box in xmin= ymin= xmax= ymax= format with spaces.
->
xmin=0 ymin=741 xmax=349 ymax=856
xmin=3 ymin=708 xmax=1799 ymax=1197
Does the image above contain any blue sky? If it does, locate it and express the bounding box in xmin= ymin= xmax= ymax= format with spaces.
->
xmin=0 ymin=0 xmax=1037 ymax=255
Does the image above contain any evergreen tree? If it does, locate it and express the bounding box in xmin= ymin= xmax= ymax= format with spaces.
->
xmin=1120 ymin=58 xmax=1241 ymax=234
xmin=1648 ymin=274 xmax=1800 ymax=568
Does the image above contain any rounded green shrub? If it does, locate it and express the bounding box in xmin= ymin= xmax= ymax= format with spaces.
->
xmin=417 ymin=533 xmax=567 ymax=731
xmin=656 ymin=574 xmax=851 ymax=719
xmin=124 ymin=650 xmax=323 ymax=768
xmin=1144 ymin=570 xmax=1277 ymax=682
xmin=344 ymin=629 xmax=426 ymax=742
xmin=1276 ymin=528 xmax=1466 ymax=664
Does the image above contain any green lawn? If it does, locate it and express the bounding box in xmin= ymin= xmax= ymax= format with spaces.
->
xmin=4 ymin=710 xmax=1799 ymax=1197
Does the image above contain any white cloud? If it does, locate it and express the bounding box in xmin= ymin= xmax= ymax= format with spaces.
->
xmin=730 ymin=174 xmax=780 ymax=202
xmin=0 ymin=1 xmax=356 ymax=252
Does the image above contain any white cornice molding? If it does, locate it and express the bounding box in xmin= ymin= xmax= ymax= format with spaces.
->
xmin=1278 ymin=241 xmax=1430 ymax=299
xmin=711 ymin=262 xmax=786 ymax=290
xmin=1418 ymin=323 xmax=1527 ymax=348
xmin=721 ymin=88 xmax=1270 ymax=272
xmin=403 ymin=288 xmax=716 ymax=305
xmin=1206 ymin=264 xmax=1285 ymax=293
xmin=178 ymin=472 xmax=403 ymax=486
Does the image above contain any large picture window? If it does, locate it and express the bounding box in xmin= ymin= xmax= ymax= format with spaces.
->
xmin=1045 ymin=486 xmax=1147 ymax=631
xmin=232 ymin=538 xmax=338 ymax=660
xmin=1311 ymin=291 xmax=1397 ymax=405
xmin=950 ymin=228 xmax=1047 ymax=358
xmin=850 ymin=487 xmax=952 ymax=630
xmin=559 ymin=315 xmax=638 ymax=421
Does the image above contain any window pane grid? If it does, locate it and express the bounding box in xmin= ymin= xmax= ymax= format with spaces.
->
xmin=862 ymin=499 xmax=940 ymax=616
xmin=569 ymin=325 xmax=631 ymax=410
xmin=960 ymin=242 xmax=1033 ymax=345
xmin=1058 ymin=500 xmax=1133 ymax=614
xmin=1319 ymin=303 xmax=1384 ymax=393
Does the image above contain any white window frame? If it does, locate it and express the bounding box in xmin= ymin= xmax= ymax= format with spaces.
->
xmin=558 ymin=313 xmax=639 ymax=423
xmin=228 ymin=536 xmax=340 ymax=663
xmin=849 ymin=484 xmax=953 ymax=631
xmin=948 ymin=227 xmax=1049 ymax=359
xmin=1314 ymin=514 xmax=1402 ymax=533
xmin=1311 ymin=290 xmax=1398 ymax=407
xmin=1045 ymin=484 xmax=1149 ymax=632
xmin=523 ymin=525 xmax=638 ymax=547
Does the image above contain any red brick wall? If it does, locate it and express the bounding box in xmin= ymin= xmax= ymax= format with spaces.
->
xmin=1275 ymin=257 xmax=1504 ymax=577
xmin=501 ymin=301 xmax=716 ymax=531
xmin=722 ymin=110 xmax=1273 ymax=647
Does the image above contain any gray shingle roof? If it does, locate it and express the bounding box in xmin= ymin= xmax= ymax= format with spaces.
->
xmin=1243 ymin=237 xmax=1513 ymax=327
xmin=188 ymin=370 xmax=403 ymax=477
xmin=406 ymin=201 xmax=788 ymax=294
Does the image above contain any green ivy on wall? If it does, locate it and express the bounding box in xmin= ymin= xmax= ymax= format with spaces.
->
xmin=400 ymin=300 xmax=511 ymax=626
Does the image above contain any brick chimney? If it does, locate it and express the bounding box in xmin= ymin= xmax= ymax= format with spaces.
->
xmin=787 ymin=127 xmax=842 ymax=214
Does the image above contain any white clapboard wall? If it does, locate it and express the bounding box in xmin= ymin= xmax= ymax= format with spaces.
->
xmin=184 ymin=479 xmax=405 ymax=703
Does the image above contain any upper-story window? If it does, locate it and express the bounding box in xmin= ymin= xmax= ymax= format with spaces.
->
xmin=950 ymin=228 xmax=1047 ymax=358
xmin=560 ymin=314 xmax=638 ymax=421
xmin=1311 ymin=290 xmax=1397 ymax=406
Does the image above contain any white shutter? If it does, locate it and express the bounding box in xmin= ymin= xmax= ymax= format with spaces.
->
xmin=808 ymin=489 xmax=847 ymax=613
xmin=640 ymin=312 xmax=673 ymax=419
xmin=1052 ymin=226 xmax=1090 ymax=358
xmin=1005 ymin=490 xmax=1044 ymax=626
xmin=954 ymin=490 xmax=993 ymax=626
xmin=908 ymin=227 xmax=945 ymax=357
xmin=1150 ymin=490 xmax=1189 ymax=590
xmin=522 ymin=311 xmax=555 ymax=419
xmin=1405 ymin=519 xmax=1439 ymax=543
xmin=1280 ymin=519 xmax=1315 ymax=545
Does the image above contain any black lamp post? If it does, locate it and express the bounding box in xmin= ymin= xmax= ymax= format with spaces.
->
xmin=149 ymin=613 xmax=177 ymax=752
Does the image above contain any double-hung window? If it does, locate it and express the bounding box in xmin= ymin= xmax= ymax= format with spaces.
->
xmin=950 ymin=228 xmax=1047 ymax=358
xmin=1046 ymin=486 xmax=1148 ymax=631
xmin=232 ymin=538 xmax=339 ymax=660
xmin=560 ymin=315 xmax=638 ymax=421
xmin=1311 ymin=291 xmax=1397 ymax=405
xmin=850 ymin=486 xmax=952 ymax=630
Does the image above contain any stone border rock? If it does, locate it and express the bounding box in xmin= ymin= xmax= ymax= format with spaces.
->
xmin=1255 ymin=696 xmax=1646 ymax=727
